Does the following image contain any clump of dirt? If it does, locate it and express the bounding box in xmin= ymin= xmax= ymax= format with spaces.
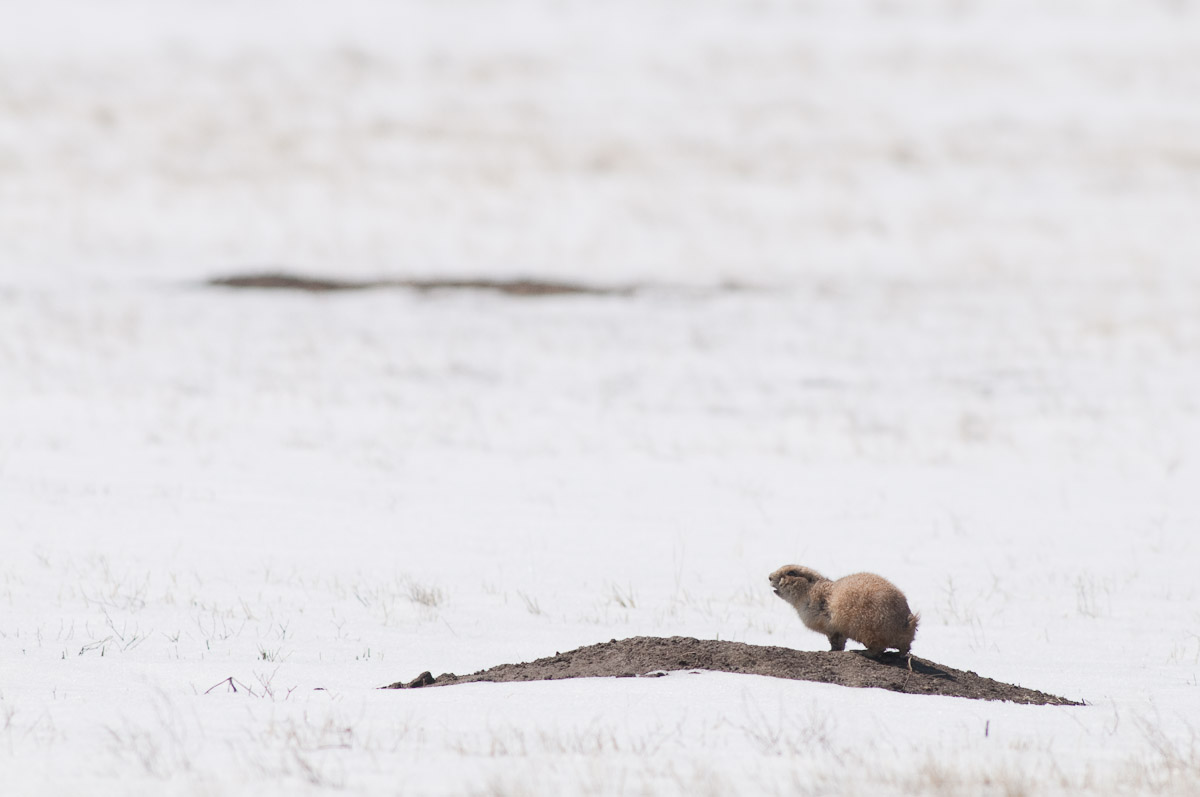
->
xmin=207 ymin=272 xmax=631 ymax=297
xmin=382 ymin=636 xmax=1081 ymax=706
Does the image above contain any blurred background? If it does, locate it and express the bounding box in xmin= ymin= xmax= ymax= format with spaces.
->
xmin=3 ymin=12 xmax=1200 ymax=792
xmin=3 ymin=0 xmax=1198 ymax=289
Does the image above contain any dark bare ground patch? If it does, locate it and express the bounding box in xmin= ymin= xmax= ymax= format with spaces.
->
xmin=206 ymin=272 xmax=632 ymax=297
xmin=382 ymin=636 xmax=1081 ymax=706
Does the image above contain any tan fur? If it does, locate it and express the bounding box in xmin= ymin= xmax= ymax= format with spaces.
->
xmin=768 ymin=564 xmax=919 ymax=656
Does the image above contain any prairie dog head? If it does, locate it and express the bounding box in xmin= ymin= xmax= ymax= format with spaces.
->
xmin=768 ymin=564 xmax=827 ymax=606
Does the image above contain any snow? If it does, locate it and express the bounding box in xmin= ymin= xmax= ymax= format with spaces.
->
xmin=3 ymin=1 xmax=1200 ymax=794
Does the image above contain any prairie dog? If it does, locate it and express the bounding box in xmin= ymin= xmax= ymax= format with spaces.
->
xmin=769 ymin=565 xmax=919 ymax=656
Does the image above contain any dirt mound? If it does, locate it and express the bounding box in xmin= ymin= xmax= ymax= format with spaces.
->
xmin=382 ymin=636 xmax=1081 ymax=706
xmin=207 ymin=272 xmax=630 ymax=296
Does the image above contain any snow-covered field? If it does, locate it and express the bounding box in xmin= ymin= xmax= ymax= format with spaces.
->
xmin=3 ymin=1 xmax=1200 ymax=794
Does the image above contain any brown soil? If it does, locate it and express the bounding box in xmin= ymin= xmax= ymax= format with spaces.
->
xmin=207 ymin=272 xmax=631 ymax=297
xmin=382 ymin=636 xmax=1082 ymax=706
